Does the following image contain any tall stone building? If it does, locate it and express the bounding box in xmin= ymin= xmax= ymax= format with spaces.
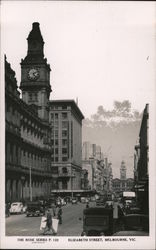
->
xmin=49 ymin=100 xmax=84 ymax=194
xmin=5 ymin=22 xmax=85 ymax=202
xmin=6 ymin=23 xmax=52 ymax=202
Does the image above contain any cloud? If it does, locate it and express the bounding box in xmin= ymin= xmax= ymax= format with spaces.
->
xmin=83 ymin=100 xmax=142 ymax=128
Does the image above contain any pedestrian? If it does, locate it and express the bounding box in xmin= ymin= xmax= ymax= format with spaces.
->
xmin=57 ymin=205 xmax=62 ymax=225
xmin=43 ymin=209 xmax=56 ymax=235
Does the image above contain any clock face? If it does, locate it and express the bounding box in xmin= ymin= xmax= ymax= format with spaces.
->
xmin=27 ymin=68 xmax=39 ymax=80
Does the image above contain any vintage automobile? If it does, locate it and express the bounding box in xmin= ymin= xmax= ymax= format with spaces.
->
xmin=81 ymin=207 xmax=113 ymax=236
xmin=9 ymin=202 xmax=23 ymax=214
xmin=123 ymin=214 xmax=149 ymax=232
xmin=26 ymin=201 xmax=45 ymax=217
xmin=71 ymin=197 xmax=78 ymax=204
xmin=113 ymin=214 xmax=149 ymax=236
xmin=96 ymin=197 xmax=105 ymax=206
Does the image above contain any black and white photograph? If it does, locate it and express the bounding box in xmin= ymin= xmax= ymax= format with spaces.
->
xmin=0 ymin=1 xmax=156 ymax=249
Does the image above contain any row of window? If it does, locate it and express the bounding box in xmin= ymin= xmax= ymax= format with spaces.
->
xmin=50 ymin=105 xmax=67 ymax=110
xmin=51 ymin=139 xmax=68 ymax=146
xmin=50 ymin=112 xmax=68 ymax=120
xmin=51 ymin=157 xmax=68 ymax=162
xmin=51 ymin=121 xmax=68 ymax=129
xmin=29 ymin=92 xmax=38 ymax=102
xmin=51 ymin=148 xmax=68 ymax=154
xmin=51 ymin=130 xmax=68 ymax=137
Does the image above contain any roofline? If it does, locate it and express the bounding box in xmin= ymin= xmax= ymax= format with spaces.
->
xmin=49 ymin=99 xmax=85 ymax=120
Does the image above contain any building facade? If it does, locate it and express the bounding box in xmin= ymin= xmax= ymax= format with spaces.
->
xmin=5 ymin=22 xmax=86 ymax=202
xmin=112 ymin=161 xmax=134 ymax=196
xmin=5 ymin=23 xmax=53 ymax=203
xmin=134 ymin=104 xmax=149 ymax=214
xmin=49 ymin=100 xmax=84 ymax=195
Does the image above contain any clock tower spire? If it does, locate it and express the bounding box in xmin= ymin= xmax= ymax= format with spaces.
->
xmin=20 ymin=22 xmax=52 ymax=122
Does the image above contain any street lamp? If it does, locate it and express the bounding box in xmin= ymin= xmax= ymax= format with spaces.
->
xmin=21 ymin=176 xmax=25 ymax=201
xmin=71 ymin=171 xmax=75 ymax=199
xmin=29 ymin=165 xmax=32 ymax=201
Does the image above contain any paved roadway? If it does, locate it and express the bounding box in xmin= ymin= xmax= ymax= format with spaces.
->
xmin=6 ymin=202 xmax=90 ymax=236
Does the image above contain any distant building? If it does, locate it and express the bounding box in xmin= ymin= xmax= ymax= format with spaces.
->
xmin=112 ymin=161 xmax=134 ymax=196
xmin=82 ymin=142 xmax=112 ymax=194
xmin=134 ymin=104 xmax=149 ymax=214
xmin=49 ymin=100 xmax=84 ymax=194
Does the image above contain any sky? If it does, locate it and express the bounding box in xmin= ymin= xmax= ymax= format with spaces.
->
xmin=1 ymin=1 xmax=155 ymax=178
xmin=1 ymin=1 xmax=155 ymax=119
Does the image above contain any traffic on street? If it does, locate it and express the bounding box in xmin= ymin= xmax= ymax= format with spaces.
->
xmin=6 ymin=194 xmax=149 ymax=237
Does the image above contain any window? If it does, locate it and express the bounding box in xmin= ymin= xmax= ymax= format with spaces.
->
xmin=29 ymin=92 xmax=38 ymax=102
xmin=55 ymin=113 xmax=58 ymax=119
xmin=55 ymin=148 xmax=58 ymax=154
xmin=62 ymin=112 xmax=67 ymax=119
xmin=62 ymin=121 xmax=68 ymax=129
xmin=51 ymin=157 xmax=54 ymax=162
xmin=62 ymin=130 xmax=67 ymax=137
xmin=55 ymin=140 xmax=58 ymax=146
xmin=62 ymin=167 xmax=68 ymax=174
xmin=51 ymin=167 xmax=58 ymax=174
xmin=51 ymin=140 xmax=54 ymax=145
xmin=62 ymin=148 xmax=67 ymax=154
xmin=62 ymin=181 xmax=67 ymax=189
xmin=55 ymin=157 xmax=58 ymax=162
xmin=55 ymin=130 xmax=58 ymax=137
xmin=54 ymin=121 xmax=58 ymax=128
xmin=51 ymin=113 xmax=54 ymax=119
xmin=62 ymin=105 xmax=67 ymax=110
xmin=62 ymin=139 xmax=67 ymax=146
xmin=62 ymin=157 xmax=67 ymax=162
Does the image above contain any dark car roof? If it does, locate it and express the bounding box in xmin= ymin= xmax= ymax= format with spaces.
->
xmin=83 ymin=207 xmax=113 ymax=215
xmin=27 ymin=201 xmax=41 ymax=205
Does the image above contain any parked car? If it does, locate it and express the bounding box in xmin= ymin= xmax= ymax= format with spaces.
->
xmin=26 ymin=201 xmax=45 ymax=217
xmin=71 ymin=198 xmax=78 ymax=204
xmin=81 ymin=207 xmax=113 ymax=236
xmin=81 ymin=197 xmax=87 ymax=203
xmin=23 ymin=205 xmax=27 ymax=213
xmin=96 ymin=198 xmax=105 ymax=206
xmin=90 ymin=196 xmax=96 ymax=202
xmin=113 ymin=214 xmax=149 ymax=236
xmin=9 ymin=202 xmax=23 ymax=214
xmin=123 ymin=214 xmax=149 ymax=232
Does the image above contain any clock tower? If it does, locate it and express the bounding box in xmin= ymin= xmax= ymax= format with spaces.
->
xmin=20 ymin=22 xmax=52 ymax=121
xmin=120 ymin=161 xmax=127 ymax=180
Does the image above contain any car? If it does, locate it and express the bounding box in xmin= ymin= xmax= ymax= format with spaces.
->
xmin=71 ymin=198 xmax=78 ymax=204
xmin=26 ymin=201 xmax=45 ymax=217
xmin=81 ymin=197 xmax=86 ymax=203
xmin=90 ymin=196 xmax=96 ymax=202
xmin=81 ymin=207 xmax=113 ymax=236
xmin=96 ymin=197 xmax=105 ymax=206
xmin=23 ymin=205 xmax=27 ymax=213
xmin=113 ymin=214 xmax=149 ymax=236
xmin=9 ymin=202 xmax=23 ymax=214
xmin=123 ymin=214 xmax=149 ymax=232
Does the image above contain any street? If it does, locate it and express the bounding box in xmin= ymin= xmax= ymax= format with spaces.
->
xmin=6 ymin=202 xmax=88 ymax=236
